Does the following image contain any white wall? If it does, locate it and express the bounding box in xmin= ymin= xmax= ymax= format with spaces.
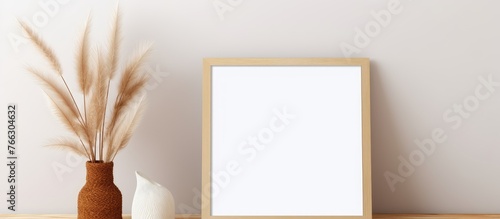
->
xmin=0 ymin=0 xmax=499 ymax=214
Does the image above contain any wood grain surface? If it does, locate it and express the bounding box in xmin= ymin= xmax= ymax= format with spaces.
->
xmin=374 ymin=214 xmax=500 ymax=219
xmin=0 ymin=214 xmax=499 ymax=219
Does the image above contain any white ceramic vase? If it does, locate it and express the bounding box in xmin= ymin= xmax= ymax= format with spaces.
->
xmin=132 ymin=171 xmax=175 ymax=219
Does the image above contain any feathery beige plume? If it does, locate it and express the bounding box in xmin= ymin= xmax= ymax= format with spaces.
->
xmin=76 ymin=14 xmax=93 ymax=95
xmin=108 ymin=5 xmax=121 ymax=79
xmin=20 ymin=20 xmax=86 ymax=129
xmin=106 ymin=43 xmax=151 ymax=139
xmin=28 ymin=68 xmax=91 ymax=159
xmin=19 ymin=20 xmax=62 ymax=75
xmin=99 ymin=5 xmax=122 ymax=160
xmin=23 ymin=6 xmax=151 ymax=163
xmin=106 ymin=95 xmax=146 ymax=162
xmin=28 ymin=68 xmax=81 ymax=124
xmin=88 ymin=49 xmax=109 ymax=159
xmin=46 ymin=137 xmax=89 ymax=157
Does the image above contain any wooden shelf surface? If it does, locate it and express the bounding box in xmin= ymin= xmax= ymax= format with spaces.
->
xmin=374 ymin=214 xmax=500 ymax=218
xmin=1 ymin=214 xmax=499 ymax=219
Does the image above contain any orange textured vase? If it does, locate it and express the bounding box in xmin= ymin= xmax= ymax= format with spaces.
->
xmin=78 ymin=161 xmax=122 ymax=219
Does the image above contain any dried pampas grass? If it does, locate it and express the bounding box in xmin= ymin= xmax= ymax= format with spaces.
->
xmin=21 ymin=6 xmax=150 ymax=163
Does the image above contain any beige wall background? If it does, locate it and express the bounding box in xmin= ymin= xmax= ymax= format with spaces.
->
xmin=0 ymin=0 xmax=499 ymax=214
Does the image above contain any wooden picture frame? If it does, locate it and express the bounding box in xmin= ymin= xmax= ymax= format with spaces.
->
xmin=202 ymin=58 xmax=371 ymax=219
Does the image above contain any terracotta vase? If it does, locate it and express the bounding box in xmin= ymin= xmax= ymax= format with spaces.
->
xmin=78 ymin=161 xmax=122 ymax=219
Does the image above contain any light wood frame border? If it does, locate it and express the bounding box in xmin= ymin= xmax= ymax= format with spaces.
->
xmin=202 ymin=58 xmax=371 ymax=219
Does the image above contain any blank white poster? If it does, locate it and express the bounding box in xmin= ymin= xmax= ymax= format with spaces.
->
xmin=210 ymin=66 xmax=363 ymax=216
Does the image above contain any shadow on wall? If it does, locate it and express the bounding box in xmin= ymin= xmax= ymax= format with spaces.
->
xmin=370 ymin=61 xmax=423 ymax=213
